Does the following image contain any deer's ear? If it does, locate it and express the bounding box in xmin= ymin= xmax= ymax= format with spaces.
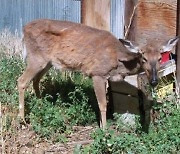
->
xmin=119 ymin=39 xmax=139 ymax=53
xmin=162 ymin=36 xmax=180 ymax=53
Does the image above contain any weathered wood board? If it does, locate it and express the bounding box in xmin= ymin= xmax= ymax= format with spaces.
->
xmin=133 ymin=0 xmax=177 ymax=45
xmin=112 ymin=93 xmax=140 ymax=114
xmin=81 ymin=0 xmax=110 ymax=31
xmin=110 ymin=80 xmax=139 ymax=114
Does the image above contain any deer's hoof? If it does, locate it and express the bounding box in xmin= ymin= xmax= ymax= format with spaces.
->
xmin=17 ymin=114 xmax=27 ymax=126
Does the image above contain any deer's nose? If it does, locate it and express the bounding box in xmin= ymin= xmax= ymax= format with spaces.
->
xmin=150 ymin=79 xmax=158 ymax=87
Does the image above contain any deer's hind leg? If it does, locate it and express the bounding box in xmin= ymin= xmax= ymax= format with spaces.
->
xmin=33 ymin=63 xmax=52 ymax=98
xmin=18 ymin=57 xmax=49 ymax=122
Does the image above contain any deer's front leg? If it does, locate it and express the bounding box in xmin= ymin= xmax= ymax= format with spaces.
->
xmin=92 ymin=76 xmax=107 ymax=128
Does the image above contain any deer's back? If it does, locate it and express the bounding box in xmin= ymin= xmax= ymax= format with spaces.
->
xmin=23 ymin=19 xmax=129 ymax=76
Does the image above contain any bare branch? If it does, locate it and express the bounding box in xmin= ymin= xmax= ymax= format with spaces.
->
xmin=124 ymin=2 xmax=140 ymax=39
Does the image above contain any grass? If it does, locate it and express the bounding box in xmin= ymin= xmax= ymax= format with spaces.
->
xmin=0 ymin=29 xmax=180 ymax=153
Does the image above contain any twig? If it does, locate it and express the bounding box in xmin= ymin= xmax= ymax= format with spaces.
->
xmin=0 ymin=101 xmax=5 ymax=154
xmin=47 ymin=139 xmax=93 ymax=152
xmin=173 ymin=71 xmax=179 ymax=108
xmin=67 ymin=139 xmax=93 ymax=146
xmin=170 ymin=54 xmax=180 ymax=108
xmin=77 ymin=127 xmax=94 ymax=134
xmin=124 ymin=2 xmax=140 ymax=39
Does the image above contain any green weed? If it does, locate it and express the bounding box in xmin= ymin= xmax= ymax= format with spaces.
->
xmin=80 ymin=95 xmax=180 ymax=154
xmin=0 ymin=55 xmax=96 ymax=142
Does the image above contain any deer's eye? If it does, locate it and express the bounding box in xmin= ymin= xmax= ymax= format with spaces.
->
xmin=142 ymin=57 xmax=147 ymax=63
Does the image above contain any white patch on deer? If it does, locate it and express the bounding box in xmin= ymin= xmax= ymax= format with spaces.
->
xmin=52 ymin=61 xmax=63 ymax=70
xmin=109 ymin=74 xmax=123 ymax=82
xmin=60 ymin=28 xmax=68 ymax=32
xmin=125 ymin=46 xmax=139 ymax=53
xmin=19 ymin=104 xmax=23 ymax=109
xmin=22 ymin=43 xmax=27 ymax=62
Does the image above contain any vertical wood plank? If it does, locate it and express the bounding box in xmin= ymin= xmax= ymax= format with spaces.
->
xmin=176 ymin=1 xmax=180 ymax=92
xmin=135 ymin=0 xmax=177 ymax=45
xmin=81 ymin=0 xmax=110 ymax=31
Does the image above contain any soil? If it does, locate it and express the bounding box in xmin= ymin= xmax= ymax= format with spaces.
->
xmin=1 ymin=124 xmax=97 ymax=154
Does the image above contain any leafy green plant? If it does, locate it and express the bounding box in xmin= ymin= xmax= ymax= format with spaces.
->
xmin=0 ymin=55 xmax=23 ymax=105
xmin=0 ymin=55 xmax=23 ymax=153
xmin=28 ymin=86 xmax=96 ymax=141
xmin=65 ymin=86 xmax=95 ymax=126
xmin=81 ymin=95 xmax=180 ymax=153
xmin=28 ymin=95 xmax=67 ymax=141
xmin=0 ymin=55 xmax=96 ymax=142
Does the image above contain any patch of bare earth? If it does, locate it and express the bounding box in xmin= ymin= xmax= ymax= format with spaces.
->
xmin=0 ymin=124 xmax=96 ymax=154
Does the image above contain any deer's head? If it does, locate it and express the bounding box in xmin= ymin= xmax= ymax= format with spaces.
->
xmin=119 ymin=37 xmax=179 ymax=87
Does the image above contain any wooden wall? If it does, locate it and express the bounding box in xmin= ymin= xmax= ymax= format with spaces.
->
xmin=126 ymin=0 xmax=177 ymax=45
xmin=81 ymin=0 xmax=110 ymax=31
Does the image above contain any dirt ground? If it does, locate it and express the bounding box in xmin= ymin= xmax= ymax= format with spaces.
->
xmin=1 ymin=124 xmax=96 ymax=154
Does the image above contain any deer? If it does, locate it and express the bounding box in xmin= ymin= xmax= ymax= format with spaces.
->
xmin=17 ymin=19 xmax=179 ymax=129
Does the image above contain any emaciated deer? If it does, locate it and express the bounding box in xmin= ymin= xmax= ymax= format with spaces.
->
xmin=18 ymin=19 xmax=179 ymax=128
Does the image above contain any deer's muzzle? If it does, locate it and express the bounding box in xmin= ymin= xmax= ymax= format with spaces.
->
xmin=150 ymin=67 xmax=158 ymax=87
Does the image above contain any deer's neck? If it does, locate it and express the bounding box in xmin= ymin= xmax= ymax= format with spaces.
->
xmin=120 ymin=58 xmax=142 ymax=76
xmin=108 ymin=58 xmax=142 ymax=82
